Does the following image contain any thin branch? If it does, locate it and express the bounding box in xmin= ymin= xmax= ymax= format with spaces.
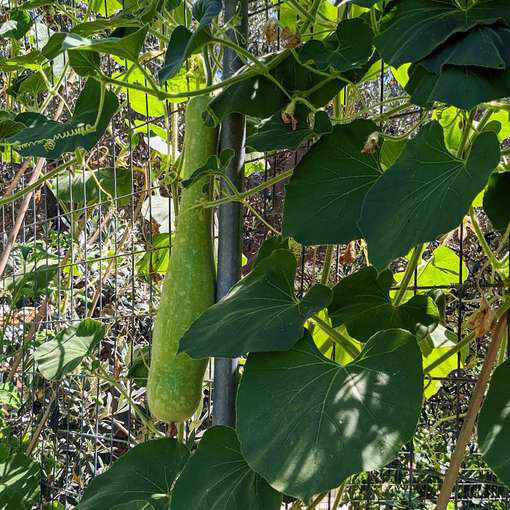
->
xmin=434 ymin=315 xmax=508 ymax=510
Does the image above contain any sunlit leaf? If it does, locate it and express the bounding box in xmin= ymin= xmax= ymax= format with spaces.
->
xmin=34 ymin=319 xmax=105 ymax=380
xmin=359 ymin=122 xmax=500 ymax=270
xmin=237 ymin=329 xmax=423 ymax=501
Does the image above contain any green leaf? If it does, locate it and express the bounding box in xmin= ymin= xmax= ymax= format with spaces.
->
xmin=179 ymin=247 xmax=332 ymax=358
xmin=50 ymin=167 xmax=132 ymax=208
xmin=0 ymin=119 xmax=25 ymax=141
xmin=247 ymin=106 xmax=332 ymax=152
xmin=421 ymin=325 xmax=460 ymax=400
xmin=419 ymin=25 xmax=510 ymax=73
xmin=84 ymin=0 xmax=123 ymax=16
xmin=42 ymin=25 xmax=148 ymax=63
xmin=380 ymin=138 xmax=406 ymax=170
xmin=0 ymin=454 xmax=40 ymax=510
xmin=126 ymin=346 xmax=150 ymax=386
xmin=171 ymin=426 xmax=282 ymax=510
xmin=181 ymin=148 xmax=235 ymax=187
xmin=6 ymin=262 xmax=58 ymax=306
xmin=253 ymin=235 xmax=289 ymax=267
xmin=71 ymin=16 xmax=141 ymax=37
xmin=237 ymin=329 xmax=423 ymax=501
xmin=328 ymin=266 xmax=440 ymax=342
xmin=0 ymin=52 xmax=44 ymax=72
xmin=76 ymin=438 xmax=190 ymax=510
xmin=300 ymin=18 xmax=373 ymax=73
xmin=483 ymin=171 xmax=510 ymax=233
xmin=113 ymin=67 xmax=166 ymax=116
xmin=136 ymin=233 xmax=172 ymax=280
xmin=478 ymin=358 xmax=510 ymax=488
xmin=405 ymin=63 xmax=510 ymax=110
xmin=0 ymin=10 xmax=33 ymax=40
xmin=34 ymin=319 xmax=105 ymax=380
xmin=434 ymin=106 xmax=463 ymax=151
xmin=68 ymin=50 xmax=101 ymax=77
xmin=159 ymin=25 xmax=210 ymax=84
xmin=375 ymin=0 xmax=510 ymax=67
xmin=159 ymin=0 xmax=220 ymax=84
xmin=283 ymin=119 xmax=381 ymax=245
xmin=393 ymin=246 xmax=469 ymax=304
xmin=359 ymin=122 xmax=500 ymax=271
xmin=0 ymin=383 xmax=21 ymax=409
xmin=351 ymin=0 xmax=379 ymax=6
xmin=204 ymin=51 xmax=362 ymax=126
xmin=7 ymin=78 xmax=119 ymax=159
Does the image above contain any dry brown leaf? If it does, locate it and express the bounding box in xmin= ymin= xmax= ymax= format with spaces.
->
xmin=467 ymin=297 xmax=496 ymax=337
xmin=263 ymin=19 xmax=278 ymax=45
xmin=361 ymin=132 xmax=380 ymax=154
xmin=281 ymin=27 xmax=302 ymax=48
xmin=340 ymin=241 xmax=357 ymax=265
xmin=281 ymin=111 xmax=298 ymax=131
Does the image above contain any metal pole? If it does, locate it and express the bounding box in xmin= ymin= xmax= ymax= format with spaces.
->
xmin=213 ymin=0 xmax=248 ymax=427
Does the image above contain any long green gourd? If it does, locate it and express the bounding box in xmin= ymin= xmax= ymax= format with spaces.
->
xmin=147 ymin=95 xmax=217 ymax=422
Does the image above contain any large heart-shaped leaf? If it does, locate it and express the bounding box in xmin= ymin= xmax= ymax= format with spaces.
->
xmin=478 ymin=358 xmax=510 ymax=488
xmin=171 ymin=426 xmax=282 ymax=510
xmin=76 ymin=438 xmax=189 ymax=510
xmin=418 ymin=25 xmax=510 ymax=73
xmin=300 ymin=18 xmax=374 ymax=73
xmin=42 ymin=25 xmax=148 ymax=63
xmin=483 ymin=171 xmax=510 ymax=233
xmin=34 ymin=319 xmax=105 ymax=380
xmin=159 ymin=0 xmax=221 ymax=83
xmin=375 ymin=0 xmax=510 ymax=67
xmin=328 ymin=266 xmax=440 ymax=342
xmin=283 ymin=119 xmax=381 ymax=245
xmin=359 ymin=121 xmax=500 ymax=271
xmin=0 ymin=453 xmax=40 ymax=510
xmin=179 ymin=247 xmax=332 ymax=358
xmin=237 ymin=329 xmax=423 ymax=501
xmin=7 ymin=78 xmax=118 ymax=159
xmin=405 ymin=63 xmax=510 ymax=110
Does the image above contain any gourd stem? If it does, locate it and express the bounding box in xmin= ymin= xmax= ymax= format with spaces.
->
xmin=312 ymin=315 xmax=361 ymax=359
xmin=320 ymin=245 xmax=334 ymax=286
xmin=393 ymin=244 xmax=425 ymax=306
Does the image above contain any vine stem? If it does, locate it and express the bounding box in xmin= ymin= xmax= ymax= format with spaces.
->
xmin=469 ymin=207 xmax=504 ymax=274
xmin=320 ymin=245 xmax=334 ymax=286
xmin=434 ymin=315 xmax=508 ymax=510
xmin=393 ymin=244 xmax=425 ymax=306
xmin=311 ymin=315 xmax=361 ymax=359
xmin=195 ymin=169 xmax=293 ymax=210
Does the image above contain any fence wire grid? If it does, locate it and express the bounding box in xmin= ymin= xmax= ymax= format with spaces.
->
xmin=1 ymin=0 xmax=510 ymax=509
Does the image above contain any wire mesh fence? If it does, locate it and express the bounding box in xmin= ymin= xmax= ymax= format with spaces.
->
xmin=1 ymin=1 xmax=509 ymax=509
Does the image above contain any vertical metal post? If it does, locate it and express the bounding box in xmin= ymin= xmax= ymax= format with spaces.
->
xmin=213 ymin=0 xmax=248 ymax=427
